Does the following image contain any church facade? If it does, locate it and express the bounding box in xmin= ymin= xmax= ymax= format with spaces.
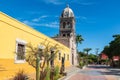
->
xmin=53 ymin=5 xmax=77 ymax=65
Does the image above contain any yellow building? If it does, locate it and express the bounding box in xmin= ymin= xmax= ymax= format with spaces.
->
xmin=0 ymin=12 xmax=71 ymax=80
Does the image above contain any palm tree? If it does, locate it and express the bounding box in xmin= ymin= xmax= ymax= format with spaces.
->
xmin=76 ymin=34 xmax=84 ymax=47
xmin=84 ymin=48 xmax=92 ymax=55
xmin=76 ymin=34 xmax=84 ymax=64
xmin=83 ymin=48 xmax=92 ymax=65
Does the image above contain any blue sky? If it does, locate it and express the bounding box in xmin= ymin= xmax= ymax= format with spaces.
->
xmin=1 ymin=0 xmax=120 ymax=54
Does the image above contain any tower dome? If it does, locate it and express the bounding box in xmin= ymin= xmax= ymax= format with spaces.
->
xmin=61 ymin=4 xmax=74 ymax=18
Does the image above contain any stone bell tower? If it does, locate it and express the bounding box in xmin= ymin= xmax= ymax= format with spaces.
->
xmin=60 ymin=5 xmax=75 ymax=38
xmin=53 ymin=5 xmax=77 ymax=65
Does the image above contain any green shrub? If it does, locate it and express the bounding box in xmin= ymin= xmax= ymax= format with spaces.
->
xmin=54 ymin=65 xmax=60 ymax=80
xmin=79 ymin=61 xmax=84 ymax=68
xmin=45 ymin=66 xmax=50 ymax=80
xmin=13 ymin=70 xmax=29 ymax=80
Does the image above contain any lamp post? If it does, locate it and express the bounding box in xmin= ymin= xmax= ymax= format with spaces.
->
xmin=96 ymin=48 xmax=99 ymax=64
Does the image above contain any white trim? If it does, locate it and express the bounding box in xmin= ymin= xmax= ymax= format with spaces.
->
xmin=15 ymin=38 xmax=27 ymax=64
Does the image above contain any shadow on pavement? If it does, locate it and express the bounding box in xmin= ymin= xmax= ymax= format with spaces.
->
xmin=88 ymin=65 xmax=110 ymax=69
xmin=101 ymin=69 xmax=120 ymax=76
xmin=88 ymin=65 xmax=120 ymax=76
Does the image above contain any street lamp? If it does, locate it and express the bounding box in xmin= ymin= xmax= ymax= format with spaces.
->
xmin=96 ymin=48 xmax=99 ymax=64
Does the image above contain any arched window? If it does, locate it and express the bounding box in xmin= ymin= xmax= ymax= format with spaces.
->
xmin=67 ymin=22 xmax=70 ymax=25
xmin=64 ymin=22 xmax=71 ymax=28
xmin=67 ymin=33 xmax=70 ymax=37
xmin=63 ymin=34 xmax=66 ymax=37
xmin=63 ymin=22 xmax=66 ymax=28
xmin=59 ymin=52 xmax=61 ymax=60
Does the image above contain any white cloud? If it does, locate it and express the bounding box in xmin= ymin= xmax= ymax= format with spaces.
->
xmin=26 ymin=11 xmax=41 ymax=15
xmin=42 ymin=0 xmax=63 ymax=5
xmin=23 ymin=20 xmax=59 ymax=28
xmin=76 ymin=16 xmax=87 ymax=20
xmin=42 ymin=0 xmax=95 ymax=6
xmin=76 ymin=16 xmax=96 ymax=24
xmin=41 ymin=21 xmax=59 ymax=28
xmin=79 ymin=2 xmax=95 ymax=6
xmin=71 ymin=0 xmax=95 ymax=6
xmin=32 ymin=15 xmax=48 ymax=22
xmin=23 ymin=20 xmax=37 ymax=26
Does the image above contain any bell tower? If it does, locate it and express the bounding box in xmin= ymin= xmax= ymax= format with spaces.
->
xmin=59 ymin=5 xmax=77 ymax=65
xmin=59 ymin=5 xmax=75 ymax=38
xmin=52 ymin=5 xmax=77 ymax=65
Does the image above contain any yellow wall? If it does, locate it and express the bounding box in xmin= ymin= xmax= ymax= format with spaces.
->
xmin=0 ymin=59 xmax=35 ymax=80
xmin=0 ymin=12 xmax=71 ymax=80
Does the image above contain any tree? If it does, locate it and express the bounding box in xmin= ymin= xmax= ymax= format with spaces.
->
xmin=88 ymin=54 xmax=97 ymax=63
xmin=83 ymin=48 xmax=92 ymax=55
xmin=83 ymin=48 xmax=92 ymax=65
xmin=110 ymin=34 xmax=120 ymax=67
xmin=111 ymin=34 xmax=120 ymax=56
xmin=76 ymin=34 xmax=84 ymax=66
xmin=77 ymin=51 xmax=86 ymax=68
xmin=76 ymin=34 xmax=84 ymax=47
xmin=78 ymin=51 xmax=87 ymax=57
xmin=25 ymin=41 xmax=60 ymax=80
xmin=102 ymin=46 xmax=112 ymax=59
xmin=102 ymin=34 xmax=120 ymax=67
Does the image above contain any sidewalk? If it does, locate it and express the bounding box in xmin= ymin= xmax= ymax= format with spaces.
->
xmin=58 ymin=66 xmax=81 ymax=80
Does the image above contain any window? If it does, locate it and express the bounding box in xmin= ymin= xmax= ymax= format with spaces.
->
xmin=63 ymin=22 xmax=66 ymax=28
xmin=15 ymin=39 xmax=26 ymax=63
xmin=17 ymin=44 xmax=25 ymax=60
xmin=67 ymin=33 xmax=70 ymax=37
xmin=59 ymin=52 xmax=61 ymax=60
xmin=63 ymin=34 xmax=66 ymax=37
xmin=66 ymin=22 xmax=71 ymax=28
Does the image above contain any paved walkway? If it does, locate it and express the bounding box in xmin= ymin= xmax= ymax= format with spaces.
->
xmin=62 ymin=65 xmax=120 ymax=80
xmin=59 ymin=66 xmax=81 ymax=80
